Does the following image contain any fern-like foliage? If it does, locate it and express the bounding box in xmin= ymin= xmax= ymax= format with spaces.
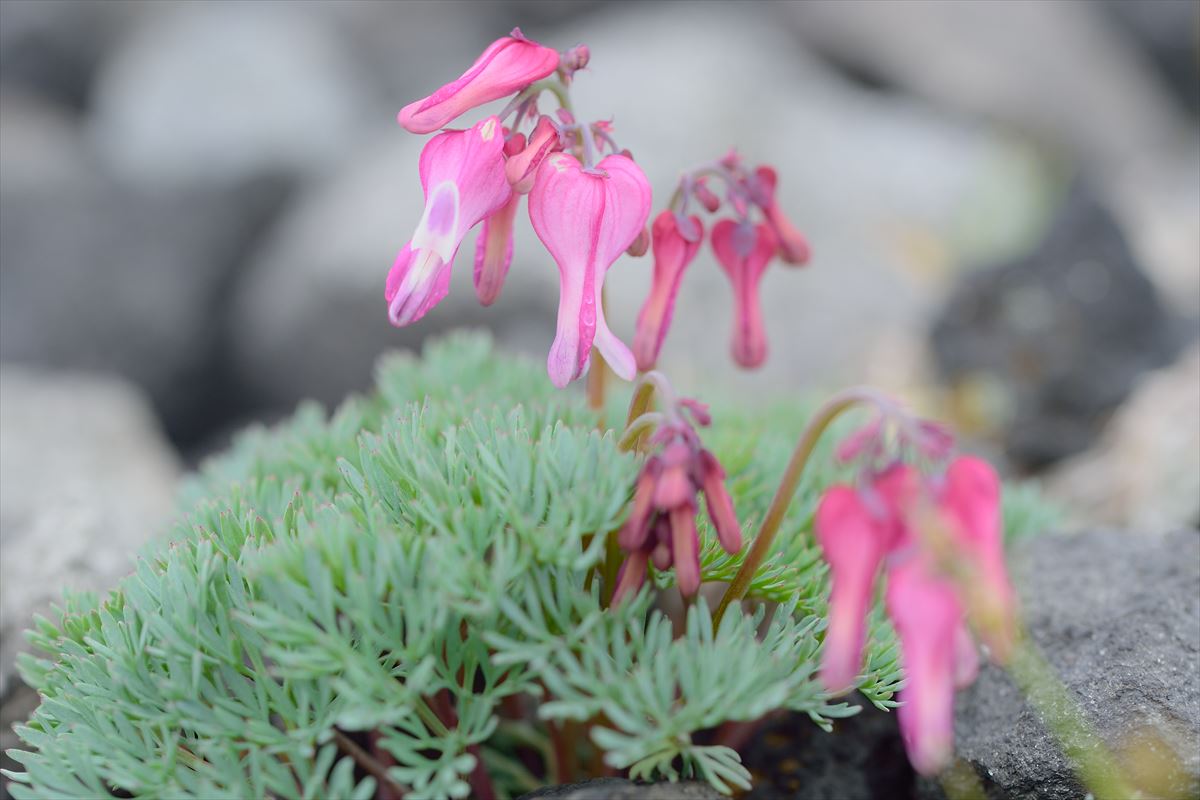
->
xmin=4 ymin=332 xmax=1055 ymax=799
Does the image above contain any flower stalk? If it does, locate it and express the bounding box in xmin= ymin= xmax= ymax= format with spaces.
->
xmin=712 ymin=387 xmax=883 ymax=627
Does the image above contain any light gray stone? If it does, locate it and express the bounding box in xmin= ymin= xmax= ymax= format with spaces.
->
xmin=88 ymin=2 xmax=376 ymax=190
xmin=0 ymin=367 xmax=181 ymax=696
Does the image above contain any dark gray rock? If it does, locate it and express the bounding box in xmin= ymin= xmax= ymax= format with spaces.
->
xmin=0 ymin=140 xmax=289 ymax=445
xmin=931 ymin=179 xmax=1183 ymax=468
xmin=928 ymin=529 xmax=1200 ymax=800
xmin=1102 ymin=0 xmax=1200 ymax=116
xmin=521 ymin=777 xmax=723 ymax=799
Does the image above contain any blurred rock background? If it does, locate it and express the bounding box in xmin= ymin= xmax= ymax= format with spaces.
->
xmin=0 ymin=0 xmax=1197 ymax=790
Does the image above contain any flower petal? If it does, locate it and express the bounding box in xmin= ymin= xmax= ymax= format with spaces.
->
xmin=398 ymin=31 xmax=560 ymax=134
xmin=633 ymin=211 xmax=703 ymax=371
xmin=815 ymin=485 xmax=887 ymax=694
xmin=712 ymin=219 xmax=777 ymax=368
xmin=473 ymin=193 xmax=520 ymax=306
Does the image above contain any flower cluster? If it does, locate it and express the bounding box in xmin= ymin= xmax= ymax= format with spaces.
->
xmin=613 ymin=398 xmax=743 ymax=603
xmin=386 ymin=29 xmax=651 ymax=388
xmin=815 ymin=409 xmax=1016 ymax=775
xmin=633 ymin=151 xmax=811 ymax=372
xmin=386 ymin=30 xmax=813 ymax=388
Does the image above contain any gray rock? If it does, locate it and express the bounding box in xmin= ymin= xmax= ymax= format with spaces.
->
xmin=0 ymin=119 xmax=288 ymax=443
xmin=776 ymin=0 xmax=1191 ymax=168
xmin=0 ymin=366 xmax=181 ymax=696
xmin=521 ymin=777 xmax=723 ymax=799
xmin=930 ymin=178 xmax=1183 ymax=468
xmin=1102 ymin=0 xmax=1200 ymax=116
xmin=937 ymin=529 xmax=1200 ymax=800
xmin=0 ymin=0 xmax=135 ymax=110
xmin=88 ymin=3 xmax=375 ymax=190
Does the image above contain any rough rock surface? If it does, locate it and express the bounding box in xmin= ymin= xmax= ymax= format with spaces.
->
xmin=930 ymin=179 xmax=1182 ymax=468
xmin=0 ymin=366 xmax=180 ymax=696
xmin=935 ymin=529 xmax=1200 ymax=800
xmin=521 ymin=778 xmax=723 ymax=799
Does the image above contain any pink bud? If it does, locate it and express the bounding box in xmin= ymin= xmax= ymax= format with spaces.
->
xmin=670 ymin=504 xmax=701 ymax=597
xmin=754 ymin=166 xmax=811 ymax=266
xmin=558 ymin=44 xmax=590 ymax=81
xmin=711 ymin=220 xmax=777 ymax=369
xmin=626 ymin=225 xmax=650 ymax=257
xmin=693 ymin=178 xmax=721 ymax=213
xmin=506 ymin=116 xmax=560 ymax=194
xmin=528 ymin=152 xmax=651 ymax=387
xmin=398 ymin=31 xmax=560 ymax=134
xmin=632 ymin=211 xmax=703 ymax=371
xmin=619 ymin=458 xmax=662 ymax=551
xmin=612 ymin=550 xmax=649 ymax=606
xmin=699 ymin=450 xmax=742 ymax=554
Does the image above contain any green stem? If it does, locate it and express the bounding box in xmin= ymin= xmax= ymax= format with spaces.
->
xmin=712 ymin=387 xmax=881 ymax=628
xmin=1005 ymin=632 xmax=1137 ymax=800
xmin=617 ymin=412 xmax=665 ymax=453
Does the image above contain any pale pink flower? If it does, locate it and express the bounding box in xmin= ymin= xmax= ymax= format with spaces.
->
xmin=528 ymin=152 xmax=651 ymax=388
xmin=711 ymin=220 xmax=778 ymax=369
xmin=473 ymin=193 xmax=521 ymax=306
xmin=386 ymin=117 xmax=511 ymax=326
xmin=397 ymin=30 xmax=560 ymax=134
xmin=632 ymin=211 xmax=703 ymax=371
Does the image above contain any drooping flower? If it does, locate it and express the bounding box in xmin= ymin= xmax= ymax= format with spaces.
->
xmin=397 ymin=29 xmax=560 ymax=134
xmin=528 ymin=152 xmax=651 ymax=388
xmin=753 ymin=166 xmax=810 ymax=266
xmin=632 ymin=211 xmax=703 ymax=371
xmin=711 ymin=219 xmax=777 ymax=369
xmin=614 ymin=406 xmax=742 ymax=604
xmin=386 ymin=116 xmax=511 ymax=326
xmin=813 ymin=448 xmax=1015 ymax=776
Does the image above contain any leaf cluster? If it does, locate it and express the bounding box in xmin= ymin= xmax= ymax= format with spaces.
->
xmin=5 ymin=333 xmax=1057 ymax=799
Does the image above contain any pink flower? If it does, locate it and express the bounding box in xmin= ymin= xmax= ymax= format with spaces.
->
xmin=473 ymin=193 xmax=521 ymax=306
xmin=753 ymin=166 xmax=810 ymax=266
xmin=528 ymin=152 xmax=651 ymax=388
xmin=397 ymin=30 xmax=560 ymax=134
xmin=812 ymin=455 xmax=1014 ymax=776
xmin=711 ymin=220 xmax=777 ymax=369
xmin=613 ymin=416 xmax=743 ymax=604
xmin=632 ymin=211 xmax=704 ymax=371
xmin=386 ymin=116 xmax=511 ymax=326
xmin=505 ymin=116 xmax=561 ymax=194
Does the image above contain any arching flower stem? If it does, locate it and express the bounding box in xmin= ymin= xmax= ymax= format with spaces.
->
xmin=712 ymin=387 xmax=891 ymax=627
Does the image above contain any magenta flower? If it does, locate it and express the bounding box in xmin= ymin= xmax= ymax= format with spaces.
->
xmin=632 ymin=211 xmax=703 ymax=371
xmin=754 ymin=166 xmax=810 ymax=266
xmin=386 ymin=116 xmax=512 ymax=326
xmin=397 ymin=29 xmax=560 ymax=134
xmin=813 ymin=454 xmax=1015 ymax=775
xmin=711 ymin=219 xmax=778 ymax=369
xmin=614 ymin=409 xmax=742 ymax=604
xmin=528 ymin=152 xmax=651 ymax=388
